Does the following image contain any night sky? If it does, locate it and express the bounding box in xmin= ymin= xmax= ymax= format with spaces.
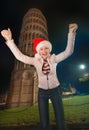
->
xmin=0 ymin=0 xmax=89 ymax=94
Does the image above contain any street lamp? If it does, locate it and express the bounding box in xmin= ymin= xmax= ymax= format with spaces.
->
xmin=79 ymin=64 xmax=86 ymax=70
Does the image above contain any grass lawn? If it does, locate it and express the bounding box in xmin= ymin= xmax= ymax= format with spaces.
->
xmin=0 ymin=94 xmax=89 ymax=126
xmin=63 ymin=94 xmax=89 ymax=124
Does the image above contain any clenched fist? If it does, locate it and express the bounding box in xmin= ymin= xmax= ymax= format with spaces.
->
xmin=1 ymin=28 xmax=12 ymax=41
xmin=69 ymin=23 xmax=78 ymax=33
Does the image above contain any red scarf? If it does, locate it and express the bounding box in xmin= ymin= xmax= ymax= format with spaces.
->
xmin=42 ymin=59 xmax=50 ymax=75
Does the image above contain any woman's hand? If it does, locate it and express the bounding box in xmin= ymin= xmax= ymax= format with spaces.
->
xmin=69 ymin=23 xmax=78 ymax=33
xmin=1 ymin=28 xmax=12 ymax=41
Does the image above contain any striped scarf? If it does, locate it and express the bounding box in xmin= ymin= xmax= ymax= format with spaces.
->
xmin=42 ymin=59 xmax=50 ymax=75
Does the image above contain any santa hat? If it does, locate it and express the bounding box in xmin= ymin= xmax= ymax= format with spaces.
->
xmin=33 ymin=38 xmax=52 ymax=57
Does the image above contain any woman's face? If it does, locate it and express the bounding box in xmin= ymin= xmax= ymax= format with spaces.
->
xmin=39 ymin=46 xmax=50 ymax=59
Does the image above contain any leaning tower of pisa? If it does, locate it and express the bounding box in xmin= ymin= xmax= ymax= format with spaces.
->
xmin=6 ymin=8 xmax=49 ymax=108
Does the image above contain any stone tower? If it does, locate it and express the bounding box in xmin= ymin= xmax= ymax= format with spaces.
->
xmin=6 ymin=8 xmax=49 ymax=108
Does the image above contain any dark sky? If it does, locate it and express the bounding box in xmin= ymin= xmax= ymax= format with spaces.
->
xmin=0 ymin=0 xmax=89 ymax=93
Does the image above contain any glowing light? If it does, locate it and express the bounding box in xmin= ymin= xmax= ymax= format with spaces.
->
xmin=79 ymin=64 xmax=86 ymax=70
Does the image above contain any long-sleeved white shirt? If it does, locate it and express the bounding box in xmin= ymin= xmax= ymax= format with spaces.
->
xmin=6 ymin=32 xmax=76 ymax=90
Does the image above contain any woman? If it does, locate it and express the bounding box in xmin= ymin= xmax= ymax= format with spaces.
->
xmin=1 ymin=23 xmax=78 ymax=130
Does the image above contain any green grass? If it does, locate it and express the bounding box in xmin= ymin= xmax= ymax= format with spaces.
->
xmin=0 ymin=94 xmax=89 ymax=126
xmin=63 ymin=94 xmax=89 ymax=124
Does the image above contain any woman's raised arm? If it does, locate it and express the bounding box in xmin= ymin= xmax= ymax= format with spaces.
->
xmin=1 ymin=28 xmax=35 ymax=65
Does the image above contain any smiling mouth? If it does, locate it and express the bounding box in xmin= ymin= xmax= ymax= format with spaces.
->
xmin=42 ymin=54 xmax=47 ymax=56
xmin=41 ymin=54 xmax=48 ymax=58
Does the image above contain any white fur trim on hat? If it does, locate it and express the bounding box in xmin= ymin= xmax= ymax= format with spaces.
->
xmin=36 ymin=40 xmax=52 ymax=53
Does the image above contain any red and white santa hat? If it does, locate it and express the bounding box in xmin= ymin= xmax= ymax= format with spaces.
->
xmin=33 ymin=38 xmax=52 ymax=58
